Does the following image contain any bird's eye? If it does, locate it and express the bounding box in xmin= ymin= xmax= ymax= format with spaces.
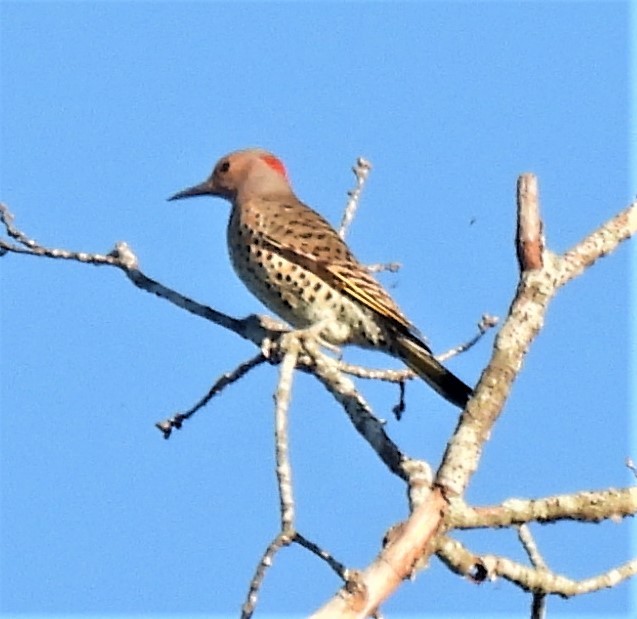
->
xmin=218 ymin=160 xmax=230 ymax=174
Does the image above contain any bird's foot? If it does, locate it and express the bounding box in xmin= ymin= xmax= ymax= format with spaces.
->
xmin=287 ymin=321 xmax=343 ymax=359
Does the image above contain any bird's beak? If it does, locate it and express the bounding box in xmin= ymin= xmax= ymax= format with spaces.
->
xmin=167 ymin=179 xmax=215 ymax=201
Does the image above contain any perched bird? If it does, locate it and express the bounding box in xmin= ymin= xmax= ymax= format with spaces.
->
xmin=169 ymin=149 xmax=472 ymax=408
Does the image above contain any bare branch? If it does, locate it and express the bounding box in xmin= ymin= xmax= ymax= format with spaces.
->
xmin=5 ymin=165 xmax=636 ymax=616
xmin=366 ymin=261 xmax=401 ymax=274
xmin=449 ymin=487 xmax=637 ymax=528
xmin=558 ymin=200 xmax=637 ymax=286
xmin=310 ymin=489 xmax=447 ymax=619
xmin=273 ymin=334 xmax=300 ymax=531
xmin=516 ymin=174 xmax=544 ymax=271
xmin=241 ymin=532 xmax=292 ymax=619
xmin=241 ymin=336 xmax=301 ymax=619
xmin=309 ymin=345 xmax=409 ymax=481
xmin=436 ymin=195 xmax=637 ymax=498
xmin=517 ymin=525 xmax=547 ymax=569
xmin=294 ymin=532 xmax=348 ymax=580
xmin=336 ymin=361 xmax=414 ymax=383
xmin=339 ymin=157 xmax=372 ymax=239
xmin=336 ymin=312 xmax=497 ymax=383
xmin=436 ymin=313 xmax=499 ymax=363
xmin=0 ymin=204 xmax=295 ymax=346
xmin=313 ymin=181 xmax=637 ymax=616
xmin=436 ymin=536 xmax=637 ymax=597
xmin=517 ymin=525 xmax=548 ymax=618
xmin=155 ymin=353 xmax=267 ymax=438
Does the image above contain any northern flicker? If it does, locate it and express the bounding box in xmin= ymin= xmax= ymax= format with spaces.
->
xmin=169 ymin=149 xmax=472 ymax=408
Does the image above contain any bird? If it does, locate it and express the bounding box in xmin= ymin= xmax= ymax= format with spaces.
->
xmin=168 ymin=148 xmax=472 ymax=408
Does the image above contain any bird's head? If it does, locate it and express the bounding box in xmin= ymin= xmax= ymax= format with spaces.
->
xmin=168 ymin=148 xmax=292 ymax=204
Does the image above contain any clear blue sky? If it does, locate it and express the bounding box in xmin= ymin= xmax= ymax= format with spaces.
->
xmin=1 ymin=2 xmax=634 ymax=617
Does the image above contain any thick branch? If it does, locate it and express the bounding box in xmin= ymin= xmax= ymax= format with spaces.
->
xmin=312 ymin=183 xmax=637 ymax=616
xmin=449 ymin=487 xmax=637 ymax=528
xmin=436 ymin=536 xmax=637 ymax=597
xmin=436 ymin=194 xmax=637 ymax=497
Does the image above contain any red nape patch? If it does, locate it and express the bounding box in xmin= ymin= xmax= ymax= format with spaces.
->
xmin=260 ymin=154 xmax=287 ymax=178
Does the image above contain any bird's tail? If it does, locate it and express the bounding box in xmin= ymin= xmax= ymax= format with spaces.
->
xmin=394 ymin=333 xmax=472 ymax=409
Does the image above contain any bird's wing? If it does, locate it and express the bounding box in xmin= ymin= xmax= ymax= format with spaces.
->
xmin=255 ymin=198 xmax=416 ymax=334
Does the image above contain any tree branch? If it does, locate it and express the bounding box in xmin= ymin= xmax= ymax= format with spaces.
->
xmin=449 ymin=487 xmax=637 ymax=528
xmin=436 ymin=535 xmax=637 ymax=597
xmin=310 ymin=179 xmax=636 ymax=617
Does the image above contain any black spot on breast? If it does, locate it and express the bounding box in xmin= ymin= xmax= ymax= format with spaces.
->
xmin=313 ymin=282 xmax=322 ymax=292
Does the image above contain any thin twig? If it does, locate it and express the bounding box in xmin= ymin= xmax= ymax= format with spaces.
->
xmin=336 ymin=361 xmax=414 ymax=383
xmin=339 ymin=157 xmax=372 ymax=239
xmin=518 ymin=524 xmax=549 ymax=617
xmin=437 ymin=313 xmax=499 ymax=362
xmin=241 ymin=532 xmax=292 ymax=619
xmin=337 ymin=313 xmax=497 ymax=381
xmin=366 ymin=261 xmax=401 ymax=274
xmin=392 ymin=380 xmax=407 ymax=420
xmin=274 ymin=335 xmax=300 ymax=531
xmin=241 ymin=336 xmax=300 ymax=619
xmin=155 ymin=353 xmax=267 ymax=438
xmin=310 ymin=349 xmax=410 ymax=481
xmin=294 ymin=532 xmax=348 ymax=580
xmin=517 ymin=525 xmax=547 ymax=569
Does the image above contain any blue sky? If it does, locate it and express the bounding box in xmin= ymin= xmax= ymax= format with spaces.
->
xmin=1 ymin=1 xmax=634 ymax=617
